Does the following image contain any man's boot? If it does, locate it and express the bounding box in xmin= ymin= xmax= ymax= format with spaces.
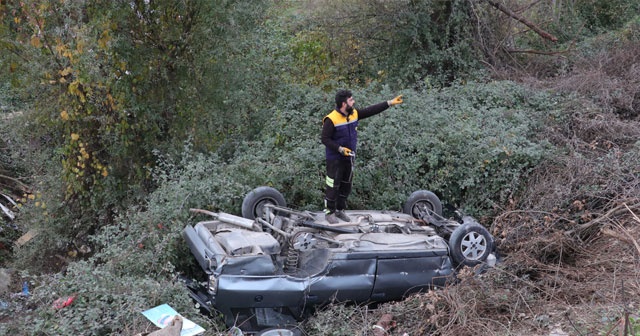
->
xmin=325 ymin=212 xmax=338 ymax=224
xmin=335 ymin=210 xmax=350 ymax=222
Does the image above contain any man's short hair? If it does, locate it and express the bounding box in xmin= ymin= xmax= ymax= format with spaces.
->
xmin=335 ymin=89 xmax=352 ymax=109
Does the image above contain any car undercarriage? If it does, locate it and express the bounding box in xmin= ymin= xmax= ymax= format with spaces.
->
xmin=182 ymin=187 xmax=496 ymax=335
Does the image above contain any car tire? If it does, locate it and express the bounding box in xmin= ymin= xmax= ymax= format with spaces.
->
xmin=241 ymin=186 xmax=287 ymax=220
xmin=257 ymin=327 xmax=301 ymax=336
xmin=449 ymin=223 xmax=494 ymax=267
xmin=403 ymin=190 xmax=443 ymax=218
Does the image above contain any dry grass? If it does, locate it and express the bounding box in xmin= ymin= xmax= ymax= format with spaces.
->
xmin=380 ymin=99 xmax=640 ymax=336
xmin=552 ymin=40 xmax=640 ymax=119
xmin=308 ymin=213 xmax=640 ymax=335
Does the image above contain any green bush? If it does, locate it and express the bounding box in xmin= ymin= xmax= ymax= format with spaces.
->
xmin=286 ymin=0 xmax=481 ymax=88
xmin=7 ymin=144 xmax=230 ymax=334
xmin=2 ymin=263 xmax=219 ymax=336
xmin=1 ymin=0 xmax=275 ymax=236
xmin=576 ymin=0 xmax=640 ymax=33
xmin=130 ymin=81 xmax=556 ymax=221
xmin=6 ymin=77 xmax=560 ymax=333
xmin=353 ymin=82 xmax=557 ymax=215
xmin=143 ymin=81 xmax=556 ymax=219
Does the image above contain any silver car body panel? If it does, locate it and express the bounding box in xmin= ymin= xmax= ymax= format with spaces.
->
xmin=183 ymin=209 xmax=456 ymax=328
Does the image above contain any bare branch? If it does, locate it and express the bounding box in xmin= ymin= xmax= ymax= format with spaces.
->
xmin=514 ymin=0 xmax=545 ymax=14
xmin=565 ymin=202 xmax=640 ymax=236
xmin=0 ymin=174 xmax=30 ymax=191
xmin=505 ymin=49 xmax=567 ymax=56
xmin=484 ymin=0 xmax=558 ymax=42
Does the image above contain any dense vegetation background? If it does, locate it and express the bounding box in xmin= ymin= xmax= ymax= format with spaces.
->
xmin=1 ymin=0 xmax=639 ymax=334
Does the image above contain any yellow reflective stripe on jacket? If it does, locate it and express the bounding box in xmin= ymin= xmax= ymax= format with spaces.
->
xmin=323 ymin=109 xmax=359 ymax=126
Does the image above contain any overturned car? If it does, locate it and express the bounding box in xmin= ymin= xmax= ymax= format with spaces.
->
xmin=182 ymin=187 xmax=496 ymax=333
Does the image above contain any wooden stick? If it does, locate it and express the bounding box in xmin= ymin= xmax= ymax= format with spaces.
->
xmin=565 ymin=203 xmax=640 ymax=236
xmin=484 ymin=0 xmax=558 ymax=42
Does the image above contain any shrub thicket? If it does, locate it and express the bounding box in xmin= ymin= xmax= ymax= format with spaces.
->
xmin=359 ymin=83 xmax=555 ymax=214
xmin=136 ymin=81 xmax=556 ymax=217
xmin=288 ymin=0 xmax=481 ymax=88
xmin=2 ymin=1 xmax=640 ymax=335
xmin=0 ymin=263 xmax=220 ymax=335
xmin=4 ymin=80 xmax=557 ymax=334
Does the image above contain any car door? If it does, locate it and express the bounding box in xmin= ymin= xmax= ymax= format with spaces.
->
xmin=372 ymin=250 xmax=453 ymax=301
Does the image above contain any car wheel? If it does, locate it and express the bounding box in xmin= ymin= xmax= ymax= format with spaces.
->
xmin=449 ymin=223 xmax=494 ymax=267
xmin=241 ymin=186 xmax=287 ymax=220
xmin=257 ymin=327 xmax=300 ymax=336
xmin=403 ymin=190 xmax=443 ymax=218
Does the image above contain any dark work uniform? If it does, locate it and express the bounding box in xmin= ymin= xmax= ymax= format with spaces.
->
xmin=321 ymin=101 xmax=390 ymax=213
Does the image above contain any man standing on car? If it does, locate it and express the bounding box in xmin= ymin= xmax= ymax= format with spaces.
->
xmin=321 ymin=89 xmax=403 ymax=224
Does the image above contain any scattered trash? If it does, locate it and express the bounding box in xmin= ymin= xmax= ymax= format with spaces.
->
xmin=252 ymin=328 xmax=295 ymax=336
xmin=21 ymin=281 xmax=29 ymax=297
xmin=0 ymin=268 xmax=11 ymax=295
xmin=15 ymin=229 xmax=39 ymax=248
xmin=535 ymin=314 xmax=550 ymax=327
xmin=78 ymin=244 xmax=91 ymax=254
xmin=52 ymin=295 xmax=75 ymax=309
xmin=0 ymin=300 xmax=8 ymax=310
xmin=141 ymin=315 xmax=183 ymax=336
xmin=0 ymin=193 xmax=17 ymax=207
xmin=486 ymin=253 xmax=497 ymax=267
xmin=227 ymin=327 xmax=243 ymax=336
xmin=372 ymin=314 xmax=395 ymax=336
xmin=0 ymin=193 xmax=16 ymax=220
xmin=549 ymin=327 xmax=569 ymax=336
xmin=141 ymin=304 xmax=205 ymax=336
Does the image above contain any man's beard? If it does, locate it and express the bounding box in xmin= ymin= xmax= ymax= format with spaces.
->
xmin=346 ymin=105 xmax=354 ymax=115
